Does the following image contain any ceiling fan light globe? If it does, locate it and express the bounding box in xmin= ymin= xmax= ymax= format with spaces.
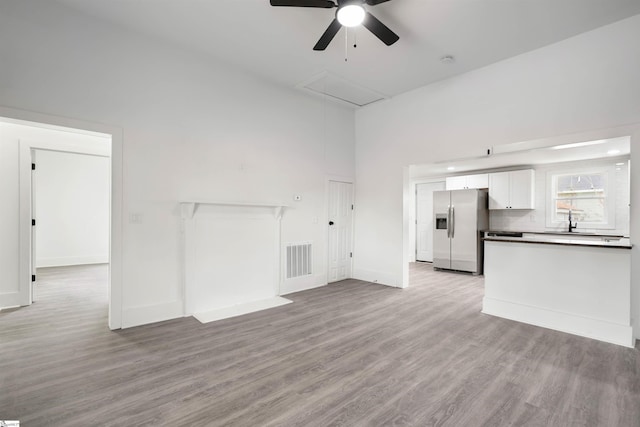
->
xmin=337 ymin=5 xmax=365 ymax=27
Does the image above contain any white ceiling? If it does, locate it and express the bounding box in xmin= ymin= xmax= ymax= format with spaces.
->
xmin=55 ymin=0 xmax=640 ymax=103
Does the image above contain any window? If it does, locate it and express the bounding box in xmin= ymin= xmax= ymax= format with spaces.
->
xmin=547 ymin=167 xmax=615 ymax=229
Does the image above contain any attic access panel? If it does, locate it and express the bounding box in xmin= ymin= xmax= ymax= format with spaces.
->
xmin=297 ymin=72 xmax=387 ymax=107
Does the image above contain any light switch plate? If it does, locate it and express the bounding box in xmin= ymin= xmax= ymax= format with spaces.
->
xmin=129 ymin=213 xmax=143 ymax=224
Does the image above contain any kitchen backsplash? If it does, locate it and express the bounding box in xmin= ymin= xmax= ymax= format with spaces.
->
xmin=489 ymin=156 xmax=630 ymax=236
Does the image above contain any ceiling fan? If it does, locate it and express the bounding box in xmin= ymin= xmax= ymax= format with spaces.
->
xmin=270 ymin=0 xmax=399 ymax=51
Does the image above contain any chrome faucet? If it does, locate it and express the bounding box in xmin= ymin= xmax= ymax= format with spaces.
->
xmin=568 ymin=209 xmax=578 ymax=232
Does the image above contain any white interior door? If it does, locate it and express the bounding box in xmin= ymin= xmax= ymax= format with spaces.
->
xmin=328 ymin=180 xmax=353 ymax=283
xmin=416 ymin=182 xmax=445 ymax=262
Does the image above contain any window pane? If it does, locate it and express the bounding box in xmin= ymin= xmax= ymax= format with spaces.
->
xmin=549 ymin=169 xmax=614 ymax=228
xmin=554 ymin=197 xmax=606 ymax=222
xmin=556 ymin=174 xmax=605 ymax=194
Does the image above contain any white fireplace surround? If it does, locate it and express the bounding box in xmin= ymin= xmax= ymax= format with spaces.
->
xmin=180 ymin=200 xmax=290 ymax=322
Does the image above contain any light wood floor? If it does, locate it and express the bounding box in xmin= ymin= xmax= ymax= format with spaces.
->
xmin=1 ymin=263 xmax=639 ymax=426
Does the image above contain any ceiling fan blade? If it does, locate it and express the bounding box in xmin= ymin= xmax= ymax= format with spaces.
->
xmin=270 ymin=0 xmax=335 ymax=7
xmin=313 ymin=18 xmax=342 ymax=50
xmin=362 ymin=11 xmax=399 ymax=46
xmin=365 ymin=0 xmax=391 ymax=5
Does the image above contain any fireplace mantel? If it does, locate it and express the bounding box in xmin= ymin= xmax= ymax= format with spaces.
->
xmin=179 ymin=200 xmax=288 ymax=220
xmin=179 ymin=200 xmax=289 ymax=321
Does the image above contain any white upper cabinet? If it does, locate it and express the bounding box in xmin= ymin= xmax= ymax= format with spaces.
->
xmin=489 ymin=169 xmax=535 ymax=209
xmin=445 ymin=173 xmax=489 ymax=190
xmin=489 ymin=171 xmax=511 ymax=209
xmin=445 ymin=176 xmax=467 ymax=190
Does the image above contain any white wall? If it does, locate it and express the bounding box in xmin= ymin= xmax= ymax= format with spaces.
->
xmin=0 ymin=1 xmax=355 ymax=326
xmin=35 ymin=150 xmax=110 ymax=267
xmin=0 ymin=126 xmax=21 ymax=307
xmin=354 ymin=15 xmax=640 ymax=337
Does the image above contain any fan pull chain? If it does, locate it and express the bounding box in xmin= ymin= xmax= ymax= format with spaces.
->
xmin=344 ymin=28 xmax=348 ymax=62
xmin=354 ymin=29 xmax=357 ymax=48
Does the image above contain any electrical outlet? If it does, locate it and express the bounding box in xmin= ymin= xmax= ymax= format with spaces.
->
xmin=129 ymin=213 xmax=142 ymax=224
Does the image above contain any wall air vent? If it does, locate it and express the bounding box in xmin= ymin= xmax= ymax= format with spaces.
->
xmin=297 ymin=72 xmax=387 ymax=108
xmin=285 ymin=242 xmax=312 ymax=279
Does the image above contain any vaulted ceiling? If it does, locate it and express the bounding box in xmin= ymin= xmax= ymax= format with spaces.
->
xmin=56 ymin=0 xmax=640 ymax=105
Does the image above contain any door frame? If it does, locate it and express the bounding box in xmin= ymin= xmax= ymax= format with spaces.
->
xmin=21 ymin=144 xmax=111 ymax=301
xmin=2 ymin=105 xmax=123 ymax=330
xmin=326 ymin=176 xmax=355 ymax=283
xmin=414 ymin=180 xmax=446 ymax=262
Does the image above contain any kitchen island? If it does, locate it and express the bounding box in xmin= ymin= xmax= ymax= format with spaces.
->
xmin=482 ymin=231 xmax=633 ymax=347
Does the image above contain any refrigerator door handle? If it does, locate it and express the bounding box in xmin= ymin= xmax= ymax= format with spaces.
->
xmin=447 ymin=205 xmax=451 ymax=238
xmin=451 ymin=205 xmax=455 ymax=238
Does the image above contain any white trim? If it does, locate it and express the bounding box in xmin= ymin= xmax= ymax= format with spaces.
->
xmin=121 ymin=300 xmax=184 ymax=328
xmin=630 ymin=128 xmax=640 ymax=343
xmin=19 ymin=137 xmax=110 ymax=157
xmin=179 ymin=200 xmax=287 ymax=220
xmin=0 ymin=105 xmax=124 ymax=330
xmin=402 ymin=166 xmax=410 ymax=288
xmin=353 ymin=267 xmax=401 ymax=288
xmin=37 ymin=256 xmax=109 ymax=268
xmin=482 ymin=297 xmax=634 ymax=348
xmin=0 ymin=292 xmax=22 ymax=309
xmin=280 ymin=274 xmax=326 ymax=295
xmin=193 ymin=297 xmax=292 ymax=324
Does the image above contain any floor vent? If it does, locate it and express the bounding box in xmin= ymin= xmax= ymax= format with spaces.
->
xmin=286 ymin=242 xmax=312 ymax=279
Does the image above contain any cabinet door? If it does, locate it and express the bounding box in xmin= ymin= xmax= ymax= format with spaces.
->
xmin=488 ymin=171 xmax=510 ymax=209
xmin=446 ymin=176 xmax=467 ymax=190
xmin=509 ymin=169 xmax=535 ymax=209
xmin=466 ymin=173 xmax=489 ymax=189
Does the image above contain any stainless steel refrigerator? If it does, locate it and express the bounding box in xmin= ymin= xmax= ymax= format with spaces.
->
xmin=433 ymin=189 xmax=489 ymax=274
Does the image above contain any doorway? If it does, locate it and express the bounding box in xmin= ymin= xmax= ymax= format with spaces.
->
xmin=0 ymin=108 xmax=122 ymax=329
xmin=31 ymin=149 xmax=110 ymax=302
xmin=415 ymin=182 xmax=445 ymax=262
xmin=327 ymin=180 xmax=354 ymax=283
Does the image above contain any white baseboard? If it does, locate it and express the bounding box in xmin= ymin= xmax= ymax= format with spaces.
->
xmin=482 ymin=297 xmax=635 ymax=348
xmin=121 ymin=300 xmax=184 ymax=328
xmin=0 ymin=292 xmax=21 ymax=310
xmin=280 ymin=274 xmax=326 ymax=295
xmin=194 ymin=297 xmax=292 ymax=324
xmin=37 ymin=255 xmax=109 ymax=268
xmin=352 ymin=268 xmax=401 ymax=288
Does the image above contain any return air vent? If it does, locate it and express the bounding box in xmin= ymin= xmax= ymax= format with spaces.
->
xmin=296 ymin=72 xmax=387 ymax=108
xmin=285 ymin=242 xmax=312 ymax=279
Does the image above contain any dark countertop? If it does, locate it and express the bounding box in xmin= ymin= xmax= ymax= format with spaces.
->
xmin=483 ymin=231 xmax=632 ymax=249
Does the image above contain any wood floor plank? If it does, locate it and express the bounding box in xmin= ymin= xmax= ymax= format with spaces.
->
xmin=1 ymin=263 xmax=639 ymax=426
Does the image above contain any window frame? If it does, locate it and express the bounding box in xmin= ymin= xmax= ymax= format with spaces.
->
xmin=546 ymin=166 xmax=616 ymax=230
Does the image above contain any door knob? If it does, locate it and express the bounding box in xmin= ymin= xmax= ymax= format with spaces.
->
xmin=329 ymin=221 xmax=334 ymax=225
